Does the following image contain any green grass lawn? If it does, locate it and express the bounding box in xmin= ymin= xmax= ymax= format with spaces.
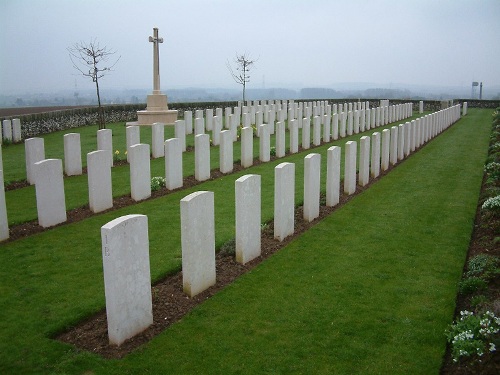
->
xmin=0 ymin=108 xmax=491 ymax=374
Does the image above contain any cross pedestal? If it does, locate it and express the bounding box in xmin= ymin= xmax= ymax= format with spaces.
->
xmin=130 ymin=27 xmax=177 ymax=126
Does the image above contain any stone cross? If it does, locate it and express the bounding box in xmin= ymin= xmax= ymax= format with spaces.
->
xmin=149 ymin=27 xmax=163 ymax=94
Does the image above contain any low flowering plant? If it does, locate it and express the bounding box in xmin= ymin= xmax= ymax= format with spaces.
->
xmin=446 ymin=310 xmax=500 ymax=363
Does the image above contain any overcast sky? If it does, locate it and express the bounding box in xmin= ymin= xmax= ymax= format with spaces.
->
xmin=1 ymin=0 xmax=499 ymax=95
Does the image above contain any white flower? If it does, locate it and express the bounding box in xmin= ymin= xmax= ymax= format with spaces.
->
xmin=489 ymin=343 xmax=496 ymax=352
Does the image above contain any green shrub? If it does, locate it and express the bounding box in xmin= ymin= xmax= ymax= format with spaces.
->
xmin=482 ymin=195 xmax=500 ymax=215
xmin=459 ymin=277 xmax=488 ymax=295
xmin=484 ymin=162 xmax=500 ymax=180
xmin=446 ymin=310 xmax=500 ymax=363
xmin=466 ymin=254 xmax=500 ymax=280
xmin=270 ymin=146 xmax=276 ymax=156
xmin=151 ymin=176 xmax=166 ymax=192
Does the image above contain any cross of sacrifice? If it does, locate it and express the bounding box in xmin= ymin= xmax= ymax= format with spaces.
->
xmin=149 ymin=27 xmax=164 ymax=94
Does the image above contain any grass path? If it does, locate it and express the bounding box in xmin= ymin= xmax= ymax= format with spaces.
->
xmin=0 ymin=109 xmax=492 ymax=374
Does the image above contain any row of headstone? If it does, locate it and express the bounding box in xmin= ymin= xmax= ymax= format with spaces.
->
xmin=1 ymin=119 xmax=22 ymax=144
xmin=94 ymin=104 xmax=463 ymax=345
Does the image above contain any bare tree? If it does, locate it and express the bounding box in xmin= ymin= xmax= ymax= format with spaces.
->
xmin=226 ymin=53 xmax=257 ymax=103
xmin=68 ymin=39 xmax=120 ymax=129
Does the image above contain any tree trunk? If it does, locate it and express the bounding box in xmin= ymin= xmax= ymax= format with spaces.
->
xmin=95 ymin=77 xmax=105 ymax=130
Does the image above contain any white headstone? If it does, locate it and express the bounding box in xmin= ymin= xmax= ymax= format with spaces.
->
xmin=259 ymin=124 xmax=270 ymax=162
xmin=344 ymin=141 xmax=357 ymax=195
xmin=184 ymin=110 xmax=193 ymax=135
xmin=212 ymin=115 xmax=222 ymax=146
xmin=194 ymin=117 xmax=205 ymax=135
xmin=326 ymin=146 xmax=340 ymax=207
xmin=240 ymin=127 xmax=253 ymax=168
xmin=174 ymin=120 xmax=187 ymax=152
xmin=390 ymin=126 xmax=398 ymax=166
xmin=164 ymin=138 xmax=183 ymax=190
xmin=359 ymin=136 xmax=370 ymax=187
xmin=323 ymin=114 xmax=331 ymax=143
xmin=275 ymin=121 xmax=286 ymax=158
xmin=289 ymin=119 xmax=299 ymax=154
xmin=274 ymin=162 xmax=295 ymax=241
xmin=371 ymin=132 xmax=381 ymax=178
xmin=313 ymin=116 xmax=321 ymax=146
xmin=220 ymin=130 xmax=233 ymax=174
xmin=205 ymin=109 xmax=213 ymax=131
xmin=2 ymin=120 xmax=12 ymax=142
xmin=87 ymin=150 xmax=113 ymax=213
xmin=151 ymin=122 xmax=165 ymax=159
xmin=25 ymin=137 xmax=45 ymax=185
xmin=126 ymin=126 xmax=140 ymax=163
xmin=347 ymin=111 xmax=353 ymax=136
xmin=181 ymin=191 xmax=216 ymax=297
xmin=63 ymin=133 xmax=82 ymax=176
xmin=303 ymin=153 xmax=321 ymax=222
xmin=398 ymin=124 xmax=405 ymax=161
xmin=97 ymin=128 xmax=113 ymax=167
xmin=302 ymin=117 xmax=311 ymax=150
xmin=34 ymin=159 xmax=67 ymax=227
xmin=12 ymin=118 xmax=21 ymax=143
xmin=195 ymin=134 xmax=210 ymax=181
xmin=235 ymin=174 xmax=261 ymax=264
xmin=101 ymin=214 xmax=152 ymax=346
xmin=129 ymin=144 xmax=151 ymax=201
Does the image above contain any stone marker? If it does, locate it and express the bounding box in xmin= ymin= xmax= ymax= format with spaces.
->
xmin=212 ymin=115 xmax=222 ymax=146
xmin=101 ymin=214 xmax=152 ymax=346
xmin=174 ymin=120 xmax=187 ymax=152
xmin=205 ymin=109 xmax=213 ymax=131
xmin=63 ymin=133 xmax=82 ymax=176
xmin=34 ymin=159 xmax=67 ymax=227
xmin=164 ymin=138 xmax=183 ymax=190
xmin=276 ymin=121 xmax=286 ymax=158
xmin=25 ymin=137 xmax=45 ymax=185
xmin=303 ymin=153 xmax=321 ymax=222
xmin=220 ymin=130 xmax=233 ymax=173
xmin=326 ymin=146 xmax=341 ymax=207
xmin=390 ymin=126 xmax=398 ymax=165
xmin=259 ymin=124 xmax=270 ymax=162
xmin=195 ymin=134 xmax=210 ymax=181
xmin=2 ymin=120 xmax=12 ymax=142
xmin=235 ymin=175 xmax=261 ymax=264
xmin=371 ymin=132 xmax=381 ymax=178
xmin=0 ymin=168 xmax=9 ymax=241
xmin=181 ymin=191 xmax=216 ymax=297
xmin=398 ymin=124 xmax=405 ymax=161
xmin=240 ymin=127 xmax=253 ymax=168
xmin=129 ymin=144 xmax=151 ymax=201
xmin=302 ymin=117 xmax=311 ymax=150
xmin=87 ymin=150 xmax=113 ymax=213
xmin=419 ymin=101 xmax=424 ymax=114
xmin=340 ymin=112 xmax=347 ymax=138
xmin=12 ymin=118 xmax=21 ymax=143
xmin=332 ymin=113 xmax=339 ymax=140
xmin=97 ymin=129 xmax=113 ymax=167
xmin=313 ymin=116 xmax=321 ymax=146
xmin=274 ymin=162 xmax=295 ymax=241
xmin=344 ymin=141 xmax=357 ymax=195
xmin=289 ymin=119 xmax=299 ymax=154
xmin=184 ymin=110 xmax=193 ymax=135
xmin=194 ymin=117 xmax=205 ymax=135
xmin=347 ymin=111 xmax=354 ymax=136
xmin=359 ymin=136 xmax=370 ymax=187
xmin=353 ymin=110 xmax=360 ymax=134
xmin=151 ymin=122 xmax=165 ymax=158
xmin=126 ymin=125 xmax=140 ymax=162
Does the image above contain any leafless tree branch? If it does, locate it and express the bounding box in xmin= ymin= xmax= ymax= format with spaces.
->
xmin=67 ymin=39 xmax=120 ymax=129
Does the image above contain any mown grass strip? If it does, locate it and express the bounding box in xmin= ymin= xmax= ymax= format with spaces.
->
xmin=0 ymin=109 xmax=491 ymax=374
